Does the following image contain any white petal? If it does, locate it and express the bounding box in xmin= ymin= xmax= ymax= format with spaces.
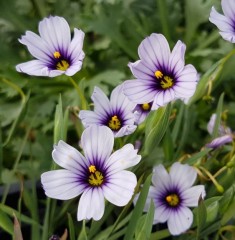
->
xmin=79 ymin=110 xmax=103 ymax=128
xmin=69 ymin=29 xmax=85 ymax=61
xmin=169 ymin=40 xmax=186 ymax=75
xmin=39 ymin=16 xmax=71 ymax=53
xmin=152 ymin=164 xmax=171 ymax=193
xmin=41 ymin=170 xmax=84 ymax=200
xmin=221 ymin=0 xmax=235 ymax=21
xmin=19 ymin=31 xmax=52 ymax=62
xmin=167 ymin=207 xmax=193 ymax=235
xmin=16 ymin=60 xmax=52 ymax=77
xmin=182 ymin=185 xmax=206 ymax=207
xmin=65 ymin=56 xmax=84 ymax=76
xmin=77 ymin=188 xmax=105 ymax=221
xmin=128 ymin=60 xmax=155 ymax=80
xmin=138 ymin=33 xmax=170 ymax=71
xmin=91 ymin=86 xmax=112 ymax=116
xmin=209 ymin=7 xmax=234 ymax=32
xmin=103 ymin=170 xmax=137 ymax=206
xmin=114 ymin=124 xmax=137 ymax=138
xmin=81 ymin=125 xmax=114 ymax=165
xmin=123 ymin=80 xmax=156 ymax=104
xmin=52 ymin=140 xmax=88 ymax=173
xmin=110 ymin=84 xmax=136 ymax=113
xmin=105 ymin=144 xmax=141 ymax=173
xmin=169 ymin=162 xmax=197 ymax=191
xmin=176 ymin=64 xmax=198 ymax=82
xmin=154 ymin=205 xmax=171 ymax=223
xmin=152 ymin=90 xmax=175 ymax=107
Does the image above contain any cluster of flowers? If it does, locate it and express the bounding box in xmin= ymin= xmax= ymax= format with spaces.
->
xmin=16 ymin=0 xmax=235 ymax=235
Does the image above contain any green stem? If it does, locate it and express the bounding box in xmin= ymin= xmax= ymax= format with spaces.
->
xmin=1 ymin=125 xmax=31 ymax=204
xmin=221 ymin=48 xmax=235 ymax=65
xmin=1 ymin=78 xmax=26 ymax=103
xmin=68 ymin=77 xmax=87 ymax=110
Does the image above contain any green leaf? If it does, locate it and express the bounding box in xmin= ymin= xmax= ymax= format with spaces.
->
xmin=135 ymin=200 xmax=154 ymax=240
xmin=196 ymin=196 xmax=207 ymax=240
xmin=188 ymin=60 xmax=223 ymax=105
xmin=54 ymin=95 xmax=68 ymax=143
xmin=124 ymin=174 xmax=152 ymax=240
xmin=144 ymin=104 xmax=171 ymax=155
xmin=68 ymin=213 xmax=76 ymax=240
xmin=0 ymin=211 xmax=13 ymax=235
xmin=185 ymin=148 xmax=211 ymax=165
xmin=77 ymin=220 xmax=88 ymax=240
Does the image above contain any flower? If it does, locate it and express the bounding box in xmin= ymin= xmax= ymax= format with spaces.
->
xmin=133 ymin=102 xmax=152 ymax=124
xmin=41 ymin=125 xmax=141 ymax=221
xmin=16 ymin=16 xmax=85 ymax=77
xmin=206 ymin=113 xmax=233 ymax=149
xmin=207 ymin=113 xmax=231 ymax=136
xmin=209 ymin=0 xmax=235 ymax=43
xmin=78 ymin=84 xmax=137 ymax=137
xmin=141 ymin=162 xmax=205 ymax=236
xmin=206 ymin=135 xmax=233 ymax=149
xmin=123 ymin=33 xmax=198 ymax=110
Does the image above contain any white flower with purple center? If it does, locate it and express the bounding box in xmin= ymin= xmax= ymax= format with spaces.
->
xmin=206 ymin=113 xmax=233 ymax=149
xmin=133 ymin=102 xmax=153 ymax=124
xmin=209 ymin=0 xmax=235 ymax=43
xmin=123 ymin=33 xmax=198 ymax=110
xmin=41 ymin=125 xmax=141 ymax=221
xmin=16 ymin=16 xmax=85 ymax=77
xmin=142 ymin=162 xmax=205 ymax=236
xmin=78 ymin=84 xmax=137 ymax=137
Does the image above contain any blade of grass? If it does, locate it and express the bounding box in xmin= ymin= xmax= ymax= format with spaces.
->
xmin=123 ymin=174 xmax=152 ymax=240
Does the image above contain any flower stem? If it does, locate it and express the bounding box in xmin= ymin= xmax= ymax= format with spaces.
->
xmin=68 ymin=77 xmax=87 ymax=110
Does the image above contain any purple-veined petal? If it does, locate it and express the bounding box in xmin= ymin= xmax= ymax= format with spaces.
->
xmin=176 ymin=64 xmax=198 ymax=82
xmin=182 ymin=185 xmax=206 ymax=207
xmin=138 ymin=33 xmax=170 ymax=71
xmin=169 ymin=40 xmax=186 ymax=75
xmin=123 ymin=79 xmax=156 ymax=104
xmin=81 ymin=125 xmax=114 ymax=165
xmin=39 ymin=16 xmax=71 ymax=53
xmin=169 ymin=162 xmax=197 ymax=191
xmin=103 ymin=170 xmax=137 ymax=206
xmin=41 ymin=169 xmax=84 ymax=200
xmin=154 ymin=205 xmax=171 ymax=223
xmin=221 ymin=0 xmax=235 ymax=21
xmin=115 ymin=124 xmax=137 ymax=138
xmin=79 ymin=110 xmax=103 ymax=128
xmin=152 ymin=89 xmax=175 ymax=108
xmin=206 ymin=134 xmax=233 ymax=149
xmin=52 ymin=140 xmax=88 ymax=173
xmin=19 ymin=31 xmax=52 ymax=62
xmin=16 ymin=60 xmax=52 ymax=76
xmin=219 ymin=31 xmax=235 ymax=43
xmin=91 ymin=86 xmax=112 ymax=116
xmin=65 ymin=57 xmax=84 ymax=76
xmin=69 ymin=29 xmax=85 ymax=61
xmin=167 ymin=207 xmax=193 ymax=235
xmin=110 ymin=84 xmax=136 ymax=113
xmin=128 ymin=60 xmax=155 ymax=80
xmin=105 ymin=144 xmax=141 ymax=173
xmin=77 ymin=188 xmax=105 ymax=221
xmin=152 ymin=164 xmax=171 ymax=192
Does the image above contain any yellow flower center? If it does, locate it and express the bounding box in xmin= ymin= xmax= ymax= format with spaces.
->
xmin=154 ymin=70 xmax=174 ymax=89
xmin=88 ymin=165 xmax=104 ymax=186
xmin=142 ymin=103 xmax=150 ymax=111
xmin=108 ymin=115 xmax=121 ymax=130
xmin=56 ymin=60 xmax=70 ymax=71
xmin=53 ymin=51 xmax=61 ymax=58
xmin=165 ymin=194 xmax=180 ymax=207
